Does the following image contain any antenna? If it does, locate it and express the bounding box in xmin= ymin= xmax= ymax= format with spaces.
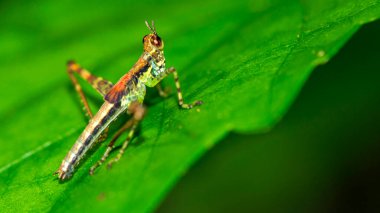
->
xmin=145 ymin=20 xmax=157 ymax=34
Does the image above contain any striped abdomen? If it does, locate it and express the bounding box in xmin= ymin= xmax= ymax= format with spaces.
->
xmin=56 ymin=102 xmax=125 ymax=180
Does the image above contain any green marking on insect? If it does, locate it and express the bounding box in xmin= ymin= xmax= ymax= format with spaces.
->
xmin=54 ymin=21 xmax=203 ymax=181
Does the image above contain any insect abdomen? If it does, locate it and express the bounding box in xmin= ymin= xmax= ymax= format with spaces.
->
xmin=56 ymin=102 xmax=124 ymax=180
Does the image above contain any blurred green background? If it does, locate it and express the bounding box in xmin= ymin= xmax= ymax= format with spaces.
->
xmin=159 ymin=21 xmax=380 ymax=213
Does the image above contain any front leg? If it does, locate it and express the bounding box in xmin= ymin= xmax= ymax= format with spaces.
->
xmin=168 ymin=67 xmax=203 ymax=109
xmin=155 ymin=82 xmax=170 ymax=98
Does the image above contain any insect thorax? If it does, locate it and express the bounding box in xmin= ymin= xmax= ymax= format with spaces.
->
xmin=121 ymin=80 xmax=146 ymax=107
xmin=139 ymin=50 xmax=167 ymax=87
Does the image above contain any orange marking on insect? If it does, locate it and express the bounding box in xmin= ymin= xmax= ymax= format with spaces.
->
xmin=68 ymin=63 xmax=80 ymax=71
xmin=104 ymin=73 xmax=132 ymax=103
xmin=104 ymin=58 xmax=148 ymax=103
xmin=81 ymin=70 xmax=91 ymax=79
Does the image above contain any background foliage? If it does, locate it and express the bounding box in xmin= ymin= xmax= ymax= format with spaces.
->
xmin=158 ymin=21 xmax=380 ymax=212
xmin=0 ymin=0 xmax=379 ymax=212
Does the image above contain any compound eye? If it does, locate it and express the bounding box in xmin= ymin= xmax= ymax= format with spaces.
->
xmin=151 ymin=35 xmax=162 ymax=47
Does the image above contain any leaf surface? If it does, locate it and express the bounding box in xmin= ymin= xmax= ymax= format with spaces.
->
xmin=0 ymin=0 xmax=379 ymax=212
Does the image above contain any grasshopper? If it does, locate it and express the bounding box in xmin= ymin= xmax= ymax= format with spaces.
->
xmin=55 ymin=21 xmax=202 ymax=180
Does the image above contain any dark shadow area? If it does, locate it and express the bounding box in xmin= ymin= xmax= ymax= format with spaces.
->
xmin=157 ymin=20 xmax=380 ymax=213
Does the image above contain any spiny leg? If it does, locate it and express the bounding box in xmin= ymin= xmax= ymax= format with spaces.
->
xmin=89 ymin=102 xmax=146 ymax=174
xmin=168 ymin=67 xmax=203 ymax=109
xmin=108 ymin=103 xmax=145 ymax=168
xmin=106 ymin=123 xmax=138 ymax=169
xmin=67 ymin=60 xmax=114 ymax=140
xmin=67 ymin=60 xmax=114 ymax=97
xmin=89 ymin=119 xmax=135 ymax=175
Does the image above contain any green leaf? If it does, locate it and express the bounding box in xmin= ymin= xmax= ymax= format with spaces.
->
xmin=158 ymin=21 xmax=380 ymax=212
xmin=0 ymin=0 xmax=379 ymax=212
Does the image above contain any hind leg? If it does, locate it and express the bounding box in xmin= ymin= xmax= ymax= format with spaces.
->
xmin=67 ymin=60 xmax=114 ymax=140
xmin=89 ymin=102 xmax=146 ymax=174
